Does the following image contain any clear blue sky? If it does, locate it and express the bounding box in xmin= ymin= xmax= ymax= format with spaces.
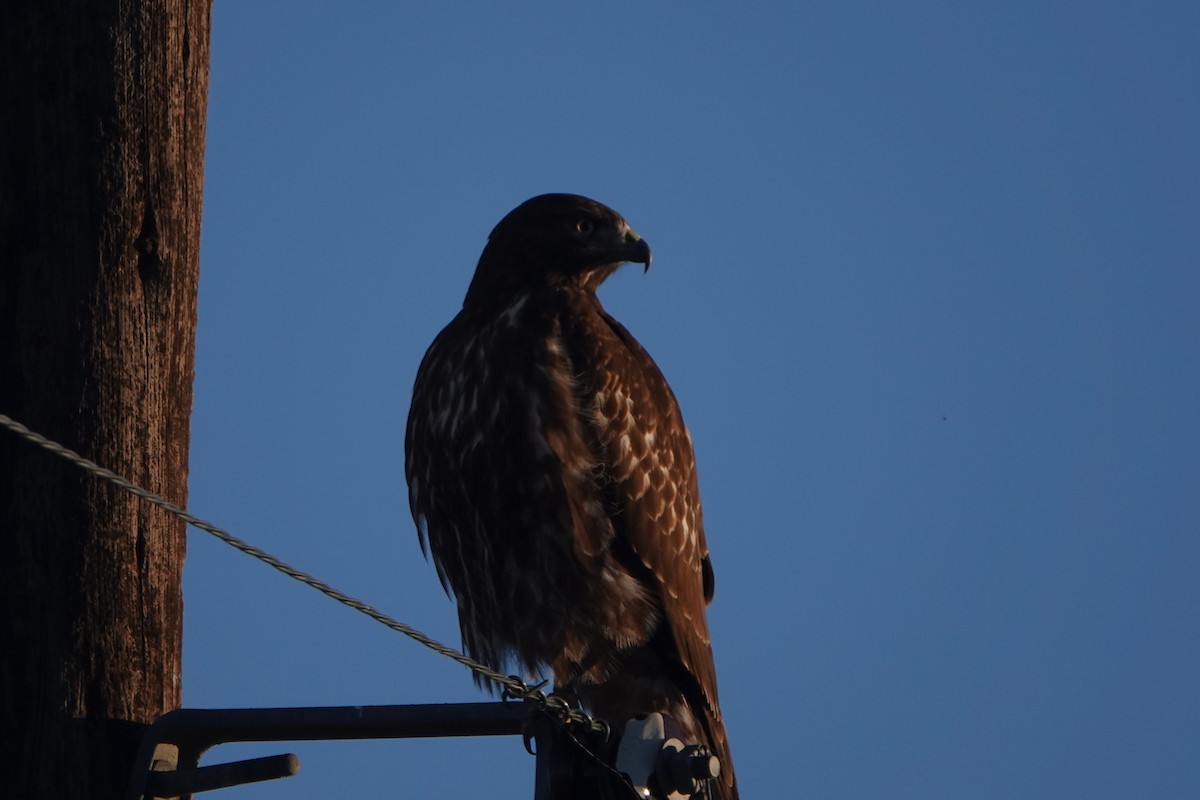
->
xmin=185 ymin=3 xmax=1199 ymax=798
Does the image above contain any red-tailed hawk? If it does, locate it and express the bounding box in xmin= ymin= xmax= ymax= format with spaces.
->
xmin=405 ymin=194 xmax=737 ymax=799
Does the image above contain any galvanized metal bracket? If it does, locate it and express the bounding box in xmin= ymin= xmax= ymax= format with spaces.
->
xmin=126 ymin=702 xmax=528 ymax=800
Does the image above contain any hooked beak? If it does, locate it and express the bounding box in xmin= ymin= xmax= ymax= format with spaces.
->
xmin=624 ymin=229 xmax=652 ymax=273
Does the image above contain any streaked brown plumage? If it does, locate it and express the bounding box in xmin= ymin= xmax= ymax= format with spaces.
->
xmin=405 ymin=194 xmax=736 ymax=799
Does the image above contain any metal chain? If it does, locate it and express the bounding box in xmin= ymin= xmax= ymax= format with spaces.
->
xmin=0 ymin=411 xmax=605 ymax=733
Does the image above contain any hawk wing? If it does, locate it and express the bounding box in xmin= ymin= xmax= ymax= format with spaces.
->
xmin=560 ymin=294 xmax=732 ymax=794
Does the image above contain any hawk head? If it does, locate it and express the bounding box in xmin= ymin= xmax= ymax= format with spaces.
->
xmin=464 ymin=194 xmax=652 ymax=306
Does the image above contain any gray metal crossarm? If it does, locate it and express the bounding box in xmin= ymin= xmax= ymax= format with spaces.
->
xmin=127 ymin=702 xmax=530 ymax=800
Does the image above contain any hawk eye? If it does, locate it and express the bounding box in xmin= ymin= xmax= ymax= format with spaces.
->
xmin=575 ymin=218 xmax=595 ymax=236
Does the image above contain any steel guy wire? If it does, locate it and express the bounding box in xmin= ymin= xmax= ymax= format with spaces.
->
xmin=0 ymin=411 xmax=604 ymax=732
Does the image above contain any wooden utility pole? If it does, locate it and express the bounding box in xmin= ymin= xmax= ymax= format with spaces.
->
xmin=0 ymin=2 xmax=211 ymax=797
